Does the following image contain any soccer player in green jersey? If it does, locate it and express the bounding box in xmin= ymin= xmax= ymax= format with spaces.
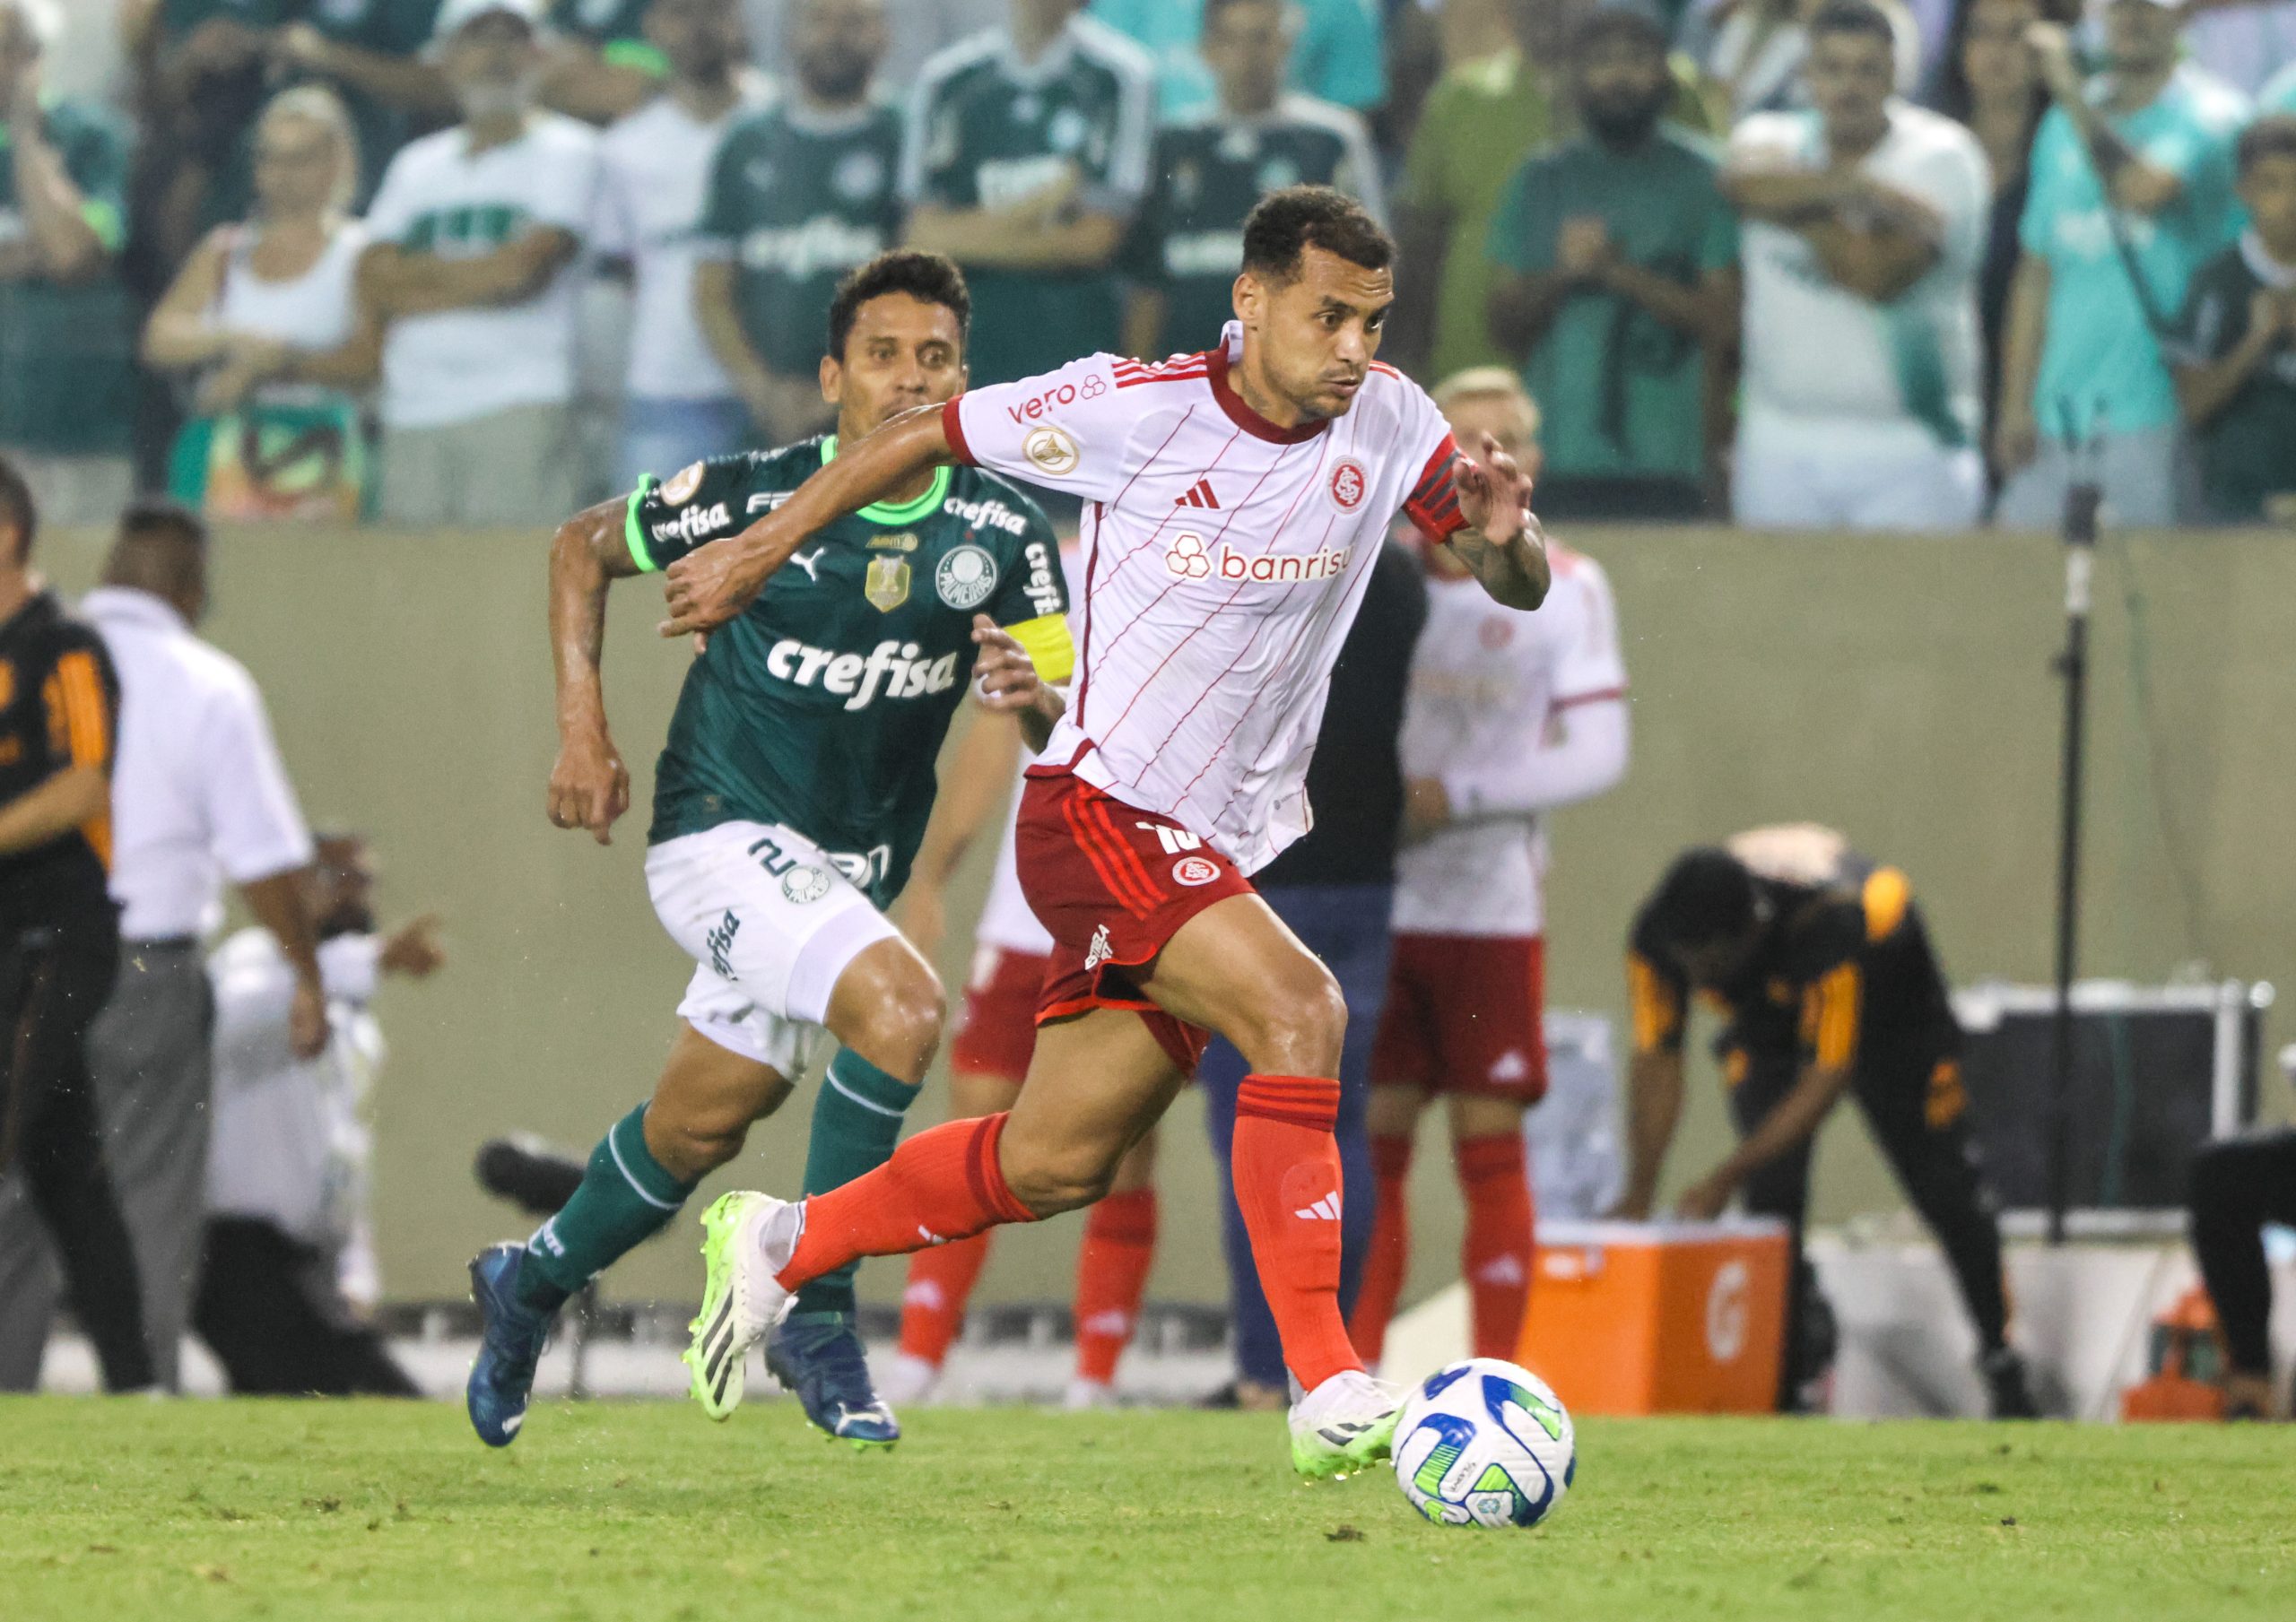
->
xmin=465 ymin=249 xmax=1073 ymax=1450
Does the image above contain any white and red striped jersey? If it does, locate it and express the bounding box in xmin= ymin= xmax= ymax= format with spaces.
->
xmin=1391 ymin=545 xmax=1628 ymax=939
xmin=941 ymin=323 xmax=1467 ymax=875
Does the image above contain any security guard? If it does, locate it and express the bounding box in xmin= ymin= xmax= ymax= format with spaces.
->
xmin=0 ymin=455 xmax=152 ymax=1390
xmin=1615 ymin=824 xmax=2036 ymax=1417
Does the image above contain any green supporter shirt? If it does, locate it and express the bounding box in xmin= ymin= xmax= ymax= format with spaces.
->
xmin=1486 ymin=127 xmax=1735 ymax=483
xmin=625 ymin=438 xmax=1070 ymax=904
xmin=696 ymin=100 xmax=905 ymax=378
xmin=901 ymin=18 xmax=1156 ymax=385
xmin=2018 ymin=65 xmax=2249 ymax=440
xmin=1124 ymin=96 xmax=1384 ymax=355
xmin=2164 ymin=237 xmax=2296 ymax=522
xmin=0 ymin=98 xmax=135 ymax=455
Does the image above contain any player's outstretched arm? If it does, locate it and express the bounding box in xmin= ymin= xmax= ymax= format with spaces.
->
xmin=659 ymin=404 xmax=957 ymax=637
xmin=546 ymin=498 xmax=639 ymax=845
xmin=1447 ymin=430 xmax=1552 ymax=612
xmin=970 ymin=615 xmax=1064 ymax=755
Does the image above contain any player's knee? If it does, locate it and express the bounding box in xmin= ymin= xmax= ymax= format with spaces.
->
xmin=856 ymin=980 xmax=944 ymax=1082
xmin=1001 ymin=1134 xmax=1119 ymax=1217
xmin=649 ymin=1107 xmax=751 ymax=1181
xmin=1235 ymin=959 xmax=1347 ymax=1073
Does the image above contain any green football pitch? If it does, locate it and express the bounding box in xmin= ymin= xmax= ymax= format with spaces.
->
xmin=4 ymin=1399 xmax=2289 ymax=1621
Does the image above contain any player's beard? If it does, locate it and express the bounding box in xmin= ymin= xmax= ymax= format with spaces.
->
xmin=801 ymin=48 xmax=874 ymax=104
xmin=1581 ymin=96 xmax=1665 ymax=150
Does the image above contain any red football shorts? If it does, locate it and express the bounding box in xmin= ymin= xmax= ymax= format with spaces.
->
xmin=1014 ymin=767 xmax=1256 ymax=1073
xmin=948 ymin=944 xmax=1051 ymax=1081
xmin=1370 ymin=933 xmax=1549 ymax=1100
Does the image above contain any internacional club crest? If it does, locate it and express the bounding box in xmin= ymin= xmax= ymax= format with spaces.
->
xmin=1329 ymin=459 xmax=1367 ymax=511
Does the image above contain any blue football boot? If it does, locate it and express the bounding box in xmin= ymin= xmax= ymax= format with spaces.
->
xmin=466 ymin=1243 xmax=556 ymax=1447
xmin=765 ymin=1312 xmax=900 ymax=1450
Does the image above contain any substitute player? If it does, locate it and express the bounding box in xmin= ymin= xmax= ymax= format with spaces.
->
xmin=464 ymin=251 xmax=1072 ymax=1449
xmin=1617 ymin=826 xmax=2038 ymax=1417
xmin=1349 ymin=369 xmax=1630 ymax=1370
xmin=669 ymin=186 xmax=1550 ymax=1479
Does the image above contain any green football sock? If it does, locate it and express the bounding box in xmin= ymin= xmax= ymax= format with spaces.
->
xmin=791 ymin=1048 xmax=921 ymax=1316
xmin=515 ymin=1104 xmax=696 ymax=1313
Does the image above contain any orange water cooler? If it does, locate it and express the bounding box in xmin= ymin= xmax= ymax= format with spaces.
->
xmin=1517 ymin=1219 xmax=1792 ymax=1415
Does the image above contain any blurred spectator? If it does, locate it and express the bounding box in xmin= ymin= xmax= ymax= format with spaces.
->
xmin=0 ymin=455 xmax=155 ymax=1395
xmin=212 ymin=3 xmax=457 ymax=225
xmin=900 ymin=0 xmax=1155 ymax=386
xmin=1120 ymin=0 xmax=1385 ymax=360
xmin=594 ymin=0 xmax=758 ymax=490
xmin=144 ymin=87 xmax=382 ymax=522
xmin=1701 ymin=0 xmax=1922 ymax=118
xmin=2187 ymin=1128 xmax=2296 ymax=1418
xmin=0 ymin=0 xmax=137 ymax=529
xmin=0 ymin=502 xmax=326 ymax=1392
xmin=1487 ymin=6 xmax=1737 ymax=520
xmin=2182 ymin=0 xmax=2296 ymax=101
xmin=1089 ymin=0 xmax=1387 ymax=117
xmin=195 ymin=832 xmax=440 ymax=1398
xmin=359 ymin=0 xmax=599 ymax=526
xmin=694 ymin=0 xmax=900 ymax=448
xmin=2168 ymin=116 xmax=2296 ymax=522
xmin=1932 ymin=0 xmax=2046 ymax=471
xmin=125 ymin=0 xmax=289 ymax=277
xmin=543 ymin=0 xmax=669 ymax=124
xmin=1391 ymin=0 xmax=1726 ymax=383
xmin=737 ymin=0 xmax=1005 ymax=90
xmin=1726 ymin=0 xmax=1988 ymax=528
xmin=1993 ymin=1 xmax=2248 ymax=529
xmin=2263 ymin=56 xmax=2296 ymax=114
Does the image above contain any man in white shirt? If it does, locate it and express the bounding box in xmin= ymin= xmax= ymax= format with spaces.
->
xmin=196 ymin=832 xmax=440 ymax=1397
xmin=668 ymin=186 xmax=1552 ymax=1478
xmin=593 ymin=0 xmax=759 ymax=491
xmin=0 ymin=503 xmax=324 ymax=1392
xmin=361 ymin=0 xmax=601 ymax=526
xmin=1350 ymin=369 xmax=1631 ymax=1374
xmin=1724 ymin=0 xmax=1992 ymax=531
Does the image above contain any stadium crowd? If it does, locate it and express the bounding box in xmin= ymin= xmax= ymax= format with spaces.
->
xmin=0 ymin=0 xmax=2291 ymax=532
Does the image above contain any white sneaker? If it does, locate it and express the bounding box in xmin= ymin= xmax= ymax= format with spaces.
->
xmin=880 ymin=1350 xmax=942 ymax=1408
xmin=1063 ymin=1376 xmax=1115 ymax=1411
xmin=683 ymin=1192 xmax=799 ymax=1420
xmin=1288 ymin=1369 xmax=1405 ymax=1481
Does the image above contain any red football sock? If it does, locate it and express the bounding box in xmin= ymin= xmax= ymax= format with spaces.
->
xmin=1071 ymin=1187 xmax=1159 ymax=1385
xmin=778 ymin=1114 xmax=1035 ymax=1292
xmin=898 ymin=1233 xmax=992 ymax=1366
xmin=1348 ymin=1134 xmax=1416 ymax=1366
xmin=1456 ymin=1132 xmax=1535 ymax=1362
xmin=1231 ymin=1074 xmax=1360 ymax=1392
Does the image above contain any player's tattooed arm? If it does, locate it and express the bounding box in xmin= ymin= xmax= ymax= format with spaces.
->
xmin=970 ymin=616 xmax=1064 ymax=755
xmin=546 ymin=499 xmax=638 ymax=845
xmin=1446 ymin=430 xmax=1551 ymax=612
xmin=660 ymin=404 xmax=955 ymax=636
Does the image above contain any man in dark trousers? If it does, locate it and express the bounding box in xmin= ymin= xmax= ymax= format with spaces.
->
xmin=1615 ymin=824 xmax=2037 ymax=1417
xmin=0 ymin=454 xmax=152 ymax=1392
xmin=2188 ymin=1130 xmax=2296 ymax=1418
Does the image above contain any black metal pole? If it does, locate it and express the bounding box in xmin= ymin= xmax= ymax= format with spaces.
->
xmin=2046 ymin=474 xmax=2100 ymax=1245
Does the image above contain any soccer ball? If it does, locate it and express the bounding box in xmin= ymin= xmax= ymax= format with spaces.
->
xmin=1393 ymin=1357 xmax=1576 ymax=1529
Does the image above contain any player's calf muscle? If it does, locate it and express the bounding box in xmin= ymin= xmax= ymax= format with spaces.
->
xmin=644 ymin=1031 xmax=792 ymax=1182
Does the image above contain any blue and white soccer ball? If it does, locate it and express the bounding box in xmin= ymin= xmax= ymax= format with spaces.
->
xmin=1393 ymin=1357 xmax=1576 ymax=1529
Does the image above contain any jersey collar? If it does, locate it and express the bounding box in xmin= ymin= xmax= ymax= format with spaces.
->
xmin=822 ymin=435 xmax=953 ymax=524
xmin=1208 ymin=329 xmax=1330 ymax=446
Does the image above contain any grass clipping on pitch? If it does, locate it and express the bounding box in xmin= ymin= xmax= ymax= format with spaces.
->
xmin=2 ymin=1401 xmax=2291 ymax=1620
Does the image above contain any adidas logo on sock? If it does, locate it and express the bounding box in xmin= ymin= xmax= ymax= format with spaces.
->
xmin=903 ymin=1281 xmax=946 ymax=1309
xmin=1293 ymin=1193 xmax=1342 ymax=1221
xmin=1174 ymin=477 xmax=1221 ymax=509
xmin=1081 ymin=1309 xmax=1132 ymax=1337
xmin=1474 ymin=1254 xmax=1526 ymax=1286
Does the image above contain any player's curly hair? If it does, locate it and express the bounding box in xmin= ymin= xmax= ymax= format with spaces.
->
xmin=1241 ymin=186 xmax=1393 ymax=284
xmin=826 ymin=250 xmax=972 ymax=362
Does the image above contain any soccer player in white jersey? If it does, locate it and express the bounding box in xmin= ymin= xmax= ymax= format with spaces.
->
xmin=1723 ymin=0 xmax=1992 ymax=530
xmin=665 ymin=186 xmax=1550 ymax=1479
xmin=1344 ymin=369 xmax=1631 ymax=1372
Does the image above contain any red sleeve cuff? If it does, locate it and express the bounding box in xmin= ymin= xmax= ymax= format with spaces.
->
xmin=1404 ymin=431 xmax=1467 ymax=543
xmin=941 ymin=395 xmax=977 ymax=465
xmin=1551 ymin=685 xmax=1627 ymax=711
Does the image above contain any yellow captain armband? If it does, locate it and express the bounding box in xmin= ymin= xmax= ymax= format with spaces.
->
xmin=1003 ymin=614 xmax=1075 ymax=686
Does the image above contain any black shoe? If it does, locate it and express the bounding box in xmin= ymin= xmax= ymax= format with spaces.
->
xmin=1982 ymin=1347 xmax=2040 ymax=1419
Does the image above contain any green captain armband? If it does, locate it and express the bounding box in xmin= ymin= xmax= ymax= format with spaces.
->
xmin=1004 ymin=613 xmax=1075 ymax=686
xmin=624 ymin=476 xmax=659 ymax=572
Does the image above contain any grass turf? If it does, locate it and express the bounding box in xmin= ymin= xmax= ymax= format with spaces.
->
xmin=3 ymin=1398 xmax=2291 ymax=1621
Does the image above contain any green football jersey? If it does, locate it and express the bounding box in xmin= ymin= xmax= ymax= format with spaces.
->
xmin=697 ymin=100 xmax=905 ymax=377
xmin=0 ymin=99 xmax=135 ymax=455
xmin=901 ymin=19 xmax=1155 ymax=384
xmin=626 ymin=438 xmax=1069 ymax=904
xmin=1126 ymin=96 xmax=1384 ymax=355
